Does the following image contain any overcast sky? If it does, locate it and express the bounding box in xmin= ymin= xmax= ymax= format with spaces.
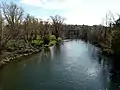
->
xmin=1 ymin=0 xmax=120 ymax=25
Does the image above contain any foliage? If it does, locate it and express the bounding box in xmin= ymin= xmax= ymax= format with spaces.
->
xmin=50 ymin=35 xmax=56 ymax=41
xmin=49 ymin=40 xmax=57 ymax=46
xmin=43 ymin=35 xmax=50 ymax=45
xmin=31 ymin=40 xmax=43 ymax=46
xmin=110 ymin=29 xmax=120 ymax=56
xmin=57 ymin=37 xmax=62 ymax=42
xmin=49 ymin=35 xmax=57 ymax=46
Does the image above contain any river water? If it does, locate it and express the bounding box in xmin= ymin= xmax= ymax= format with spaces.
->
xmin=0 ymin=40 xmax=120 ymax=90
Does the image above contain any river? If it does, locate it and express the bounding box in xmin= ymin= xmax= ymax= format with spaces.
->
xmin=0 ymin=40 xmax=120 ymax=90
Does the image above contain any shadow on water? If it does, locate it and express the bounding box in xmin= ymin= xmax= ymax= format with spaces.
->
xmin=95 ymin=52 xmax=120 ymax=89
xmin=109 ymin=57 xmax=120 ymax=89
xmin=84 ymin=40 xmax=120 ymax=89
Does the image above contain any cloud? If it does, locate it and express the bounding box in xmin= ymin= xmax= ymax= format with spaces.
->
xmin=20 ymin=0 xmax=81 ymax=10
xmin=20 ymin=0 xmax=105 ymax=25
xmin=20 ymin=0 xmax=42 ymax=7
xmin=61 ymin=10 xmax=101 ymax=25
xmin=20 ymin=0 xmax=120 ymax=25
xmin=20 ymin=0 xmax=87 ymax=24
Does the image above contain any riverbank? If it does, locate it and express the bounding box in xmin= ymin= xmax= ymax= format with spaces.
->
xmin=89 ymin=41 xmax=115 ymax=58
xmin=0 ymin=34 xmax=62 ymax=69
xmin=0 ymin=43 xmax=60 ymax=69
xmin=0 ymin=48 xmax=42 ymax=69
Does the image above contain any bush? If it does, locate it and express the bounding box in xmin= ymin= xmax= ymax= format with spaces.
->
xmin=31 ymin=40 xmax=43 ymax=46
xmin=6 ymin=47 xmax=15 ymax=52
xmin=43 ymin=35 xmax=50 ymax=45
xmin=49 ymin=40 xmax=57 ymax=46
xmin=6 ymin=40 xmax=18 ymax=51
xmin=110 ymin=29 xmax=120 ymax=56
xmin=50 ymin=35 xmax=56 ymax=41
xmin=57 ymin=37 xmax=62 ymax=42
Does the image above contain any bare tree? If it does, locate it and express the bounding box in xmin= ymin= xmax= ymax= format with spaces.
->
xmin=50 ymin=15 xmax=65 ymax=38
xmin=23 ymin=14 xmax=33 ymax=41
xmin=102 ymin=12 xmax=115 ymax=40
xmin=2 ymin=2 xmax=23 ymax=39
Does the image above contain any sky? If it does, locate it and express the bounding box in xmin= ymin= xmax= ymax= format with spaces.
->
xmin=1 ymin=0 xmax=120 ymax=25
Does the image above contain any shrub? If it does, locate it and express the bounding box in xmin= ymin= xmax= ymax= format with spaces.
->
xmin=49 ymin=40 xmax=57 ymax=46
xmin=6 ymin=47 xmax=15 ymax=52
xmin=110 ymin=29 xmax=120 ymax=56
xmin=43 ymin=35 xmax=50 ymax=45
xmin=31 ymin=40 xmax=43 ymax=46
xmin=50 ymin=35 xmax=56 ymax=41
xmin=57 ymin=37 xmax=62 ymax=42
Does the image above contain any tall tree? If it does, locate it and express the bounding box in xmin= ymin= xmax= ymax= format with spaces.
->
xmin=50 ymin=15 xmax=65 ymax=38
xmin=2 ymin=2 xmax=23 ymax=39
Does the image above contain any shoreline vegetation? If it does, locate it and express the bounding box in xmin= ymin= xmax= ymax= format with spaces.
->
xmin=0 ymin=36 xmax=62 ymax=68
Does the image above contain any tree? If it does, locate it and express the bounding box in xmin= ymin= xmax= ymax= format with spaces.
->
xmin=108 ymin=16 xmax=120 ymax=56
xmin=50 ymin=15 xmax=65 ymax=38
xmin=23 ymin=14 xmax=38 ymax=41
xmin=2 ymin=2 xmax=23 ymax=39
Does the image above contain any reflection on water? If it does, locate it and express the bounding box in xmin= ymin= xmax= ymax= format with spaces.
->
xmin=0 ymin=40 xmax=120 ymax=90
xmin=109 ymin=58 xmax=120 ymax=90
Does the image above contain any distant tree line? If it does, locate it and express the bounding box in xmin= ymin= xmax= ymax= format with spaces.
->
xmin=63 ymin=13 xmax=120 ymax=58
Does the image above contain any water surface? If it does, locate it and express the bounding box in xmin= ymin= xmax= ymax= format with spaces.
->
xmin=0 ymin=40 xmax=119 ymax=90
